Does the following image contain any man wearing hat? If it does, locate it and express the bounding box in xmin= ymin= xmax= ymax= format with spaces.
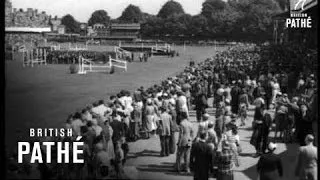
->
xmin=295 ymin=134 xmax=317 ymax=180
xmin=257 ymin=142 xmax=283 ymax=180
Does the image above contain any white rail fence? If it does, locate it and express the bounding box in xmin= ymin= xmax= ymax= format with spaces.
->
xmin=78 ymin=55 xmax=127 ymax=74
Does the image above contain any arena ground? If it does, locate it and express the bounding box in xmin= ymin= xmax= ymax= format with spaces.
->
xmin=5 ymin=45 xmax=226 ymax=149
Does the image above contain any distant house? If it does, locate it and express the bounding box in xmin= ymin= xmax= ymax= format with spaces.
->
xmin=57 ymin=25 xmax=65 ymax=34
xmin=110 ymin=23 xmax=140 ymax=40
xmin=50 ymin=17 xmax=62 ymax=32
xmin=92 ymin=23 xmax=109 ymax=37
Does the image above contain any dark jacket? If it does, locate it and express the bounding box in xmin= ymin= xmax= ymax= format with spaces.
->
xmin=257 ymin=152 xmax=283 ymax=180
xmin=195 ymin=93 xmax=208 ymax=110
xmin=190 ymin=141 xmax=212 ymax=180
xmin=110 ymin=120 xmax=124 ymax=142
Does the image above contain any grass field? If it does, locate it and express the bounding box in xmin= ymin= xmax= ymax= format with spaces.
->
xmin=5 ymin=45 xmax=227 ymax=150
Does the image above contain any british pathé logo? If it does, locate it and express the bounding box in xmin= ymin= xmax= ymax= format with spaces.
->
xmin=294 ymin=0 xmax=307 ymax=10
xmin=285 ymin=0 xmax=312 ymax=28
xmin=286 ymin=13 xmax=312 ymax=28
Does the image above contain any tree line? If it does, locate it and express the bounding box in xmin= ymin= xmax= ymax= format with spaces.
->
xmin=61 ymin=0 xmax=287 ymax=42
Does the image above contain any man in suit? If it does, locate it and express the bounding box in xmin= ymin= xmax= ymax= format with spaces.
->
xmin=295 ymin=134 xmax=317 ymax=180
xmin=257 ymin=142 xmax=283 ymax=180
xmin=190 ymin=131 xmax=212 ymax=180
xmin=231 ymin=81 xmax=241 ymax=114
xmin=158 ymin=107 xmax=173 ymax=156
xmin=176 ymin=112 xmax=194 ymax=173
xmin=110 ymin=111 xmax=125 ymax=150
xmin=195 ymin=91 xmax=208 ymax=122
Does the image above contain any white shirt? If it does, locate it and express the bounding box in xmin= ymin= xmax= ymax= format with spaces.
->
xmin=92 ymin=105 xmax=108 ymax=116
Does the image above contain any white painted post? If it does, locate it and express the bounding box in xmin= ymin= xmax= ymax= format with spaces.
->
xmin=31 ymin=49 xmax=34 ymax=67
xmin=78 ymin=56 xmax=81 ymax=73
xmin=44 ymin=49 xmax=47 ymax=65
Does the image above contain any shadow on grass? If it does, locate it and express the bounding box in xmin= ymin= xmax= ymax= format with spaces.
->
xmin=136 ymin=162 xmax=193 ymax=177
xmin=241 ymin=143 xmax=299 ymax=180
xmin=127 ymin=149 xmax=162 ymax=160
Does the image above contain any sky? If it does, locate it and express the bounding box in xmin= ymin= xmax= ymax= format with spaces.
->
xmin=11 ymin=0 xmax=206 ymax=22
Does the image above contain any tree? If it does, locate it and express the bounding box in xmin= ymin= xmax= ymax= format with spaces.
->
xmin=118 ymin=4 xmax=143 ymax=23
xmin=239 ymin=0 xmax=281 ymax=41
xmin=275 ymin=0 xmax=288 ymax=11
xmin=61 ymin=14 xmax=80 ymax=33
xmin=190 ymin=15 xmax=208 ymax=37
xmin=157 ymin=0 xmax=185 ymax=19
xmin=88 ymin=10 xmax=110 ymax=27
xmin=201 ymin=0 xmax=227 ymax=19
xmin=141 ymin=16 xmax=164 ymax=37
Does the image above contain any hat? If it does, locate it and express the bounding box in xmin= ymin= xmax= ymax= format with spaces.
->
xmin=95 ymin=143 xmax=104 ymax=151
xmin=292 ymin=97 xmax=299 ymax=102
xmin=203 ymin=113 xmax=210 ymax=120
xmin=283 ymin=93 xmax=288 ymax=97
xmin=268 ymin=142 xmax=277 ymax=151
xmin=147 ymin=98 xmax=152 ymax=104
xmin=305 ymin=134 xmax=314 ymax=142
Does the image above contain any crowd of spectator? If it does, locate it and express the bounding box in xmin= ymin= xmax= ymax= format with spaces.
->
xmin=6 ymin=43 xmax=317 ymax=180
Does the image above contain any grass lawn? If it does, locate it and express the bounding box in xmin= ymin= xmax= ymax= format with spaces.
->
xmin=5 ymin=45 xmax=227 ymax=149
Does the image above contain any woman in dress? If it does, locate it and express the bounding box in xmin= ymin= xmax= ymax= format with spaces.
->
xmin=223 ymin=123 xmax=241 ymax=167
xmin=271 ymin=78 xmax=281 ymax=106
xmin=101 ymin=117 xmax=115 ymax=161
xmin=144 ymin=98 xmax=157 ymax=137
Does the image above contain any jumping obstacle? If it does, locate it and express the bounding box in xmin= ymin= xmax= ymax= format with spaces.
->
xmin=77 ymin=55 xmax=127 ymax=74
xmin=69 ymin=43 xmax=88 ymax=51
xmin=22 ymin=47 xmax=47 ymax=67
xmin=151 ymin=43 xmax=171 ymax=54
xmin=118 ymin=41 xmax=173 ymax=55
xmin=115 ymin=46 xmax=132 ymax=60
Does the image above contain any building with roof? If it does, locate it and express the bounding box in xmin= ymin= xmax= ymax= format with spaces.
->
xmin=110 ymin=23 xmax=140 ymax=40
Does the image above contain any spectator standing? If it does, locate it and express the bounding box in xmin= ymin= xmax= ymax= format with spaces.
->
xmin=215 ymin=141 xmax=239 ymax=180
xmin=190 ymin=132 xmax=213 ymax=180
xmin=295 ymin=134 xmax=317 ymax=180
xmin=176 ymin=112 xmax=194 ymax=173
xmin=158 ymin=107 xmax=173 ymax=157
xmin=257 ymin=142 xmax=283 ymax=180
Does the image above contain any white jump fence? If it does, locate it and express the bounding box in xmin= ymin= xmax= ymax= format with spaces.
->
xmin=114 ymin=46 xmax=131 ymax=59
xmin=69 ymin=43 xmax=88 ymax=51
xmin=78 ymin=55 xmax=127 ymax=74
xmin=22 ymin=47 xmax=47 ymax=67
xmin=151 ymin=43 xmax=171 ymax=54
